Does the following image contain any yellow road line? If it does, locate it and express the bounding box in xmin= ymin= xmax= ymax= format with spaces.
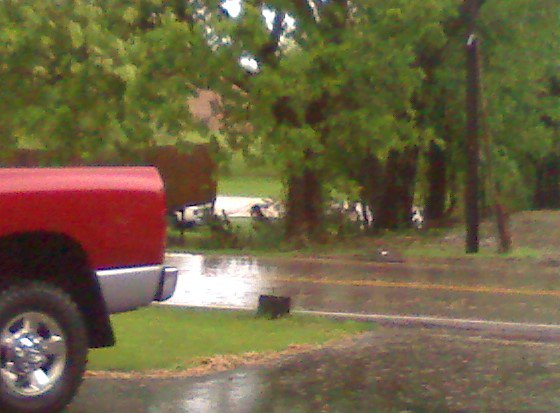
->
xmin=274 ymin=276 xmax=560 ymax=298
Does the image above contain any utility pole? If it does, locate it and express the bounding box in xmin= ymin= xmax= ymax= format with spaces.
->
xmin=465 ymin=0 xmax=481 ymax=253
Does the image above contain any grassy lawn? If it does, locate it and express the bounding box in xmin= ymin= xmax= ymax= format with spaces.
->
xmin=218 ymin=176 xmax=282 ymax=199
xmin=168 ymin=217 xmax=273 ymax=252
xmin=402 ymin=243 xmax=544 ymax=259
xmin=168 ymin=212 xmax=556 ymax=261
xmin=218 ymin=153 xmax=282 ymax=198
xmin=308 ymin=225 xmax=547 ymax=260
xmin=88 ymin=306 xmax=370 ymax=372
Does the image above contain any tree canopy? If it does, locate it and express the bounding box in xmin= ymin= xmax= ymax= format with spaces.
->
xmin=0 ymin=0 xmax=211 ymax=161
xmin=1 ymin=0 xmax=559 ymax=241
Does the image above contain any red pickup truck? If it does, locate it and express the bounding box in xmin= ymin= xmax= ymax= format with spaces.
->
xmin=0 ymin=167 xmax=178 ymax=413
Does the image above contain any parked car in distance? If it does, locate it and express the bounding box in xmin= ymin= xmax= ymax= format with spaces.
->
xmin=214 ymin=196 xmax=282 ymax=219
xmin=0 ymin=167 xmax=177 ymax=413
xmin=173 ymin=201 xmax=214 ymax=230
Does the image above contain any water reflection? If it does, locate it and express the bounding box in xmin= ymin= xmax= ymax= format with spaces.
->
xmin=68 ymin=328 xmax=560 ymax=413
xmin=163 ymin=253 xmax=560 ymax=324
xmin=67 ymin=370 xmax=263 ymax=413
xmin=165 ymin=254 xmax=278 ymax=308
xmin=179 ymin=371 xmax=260 ymax=413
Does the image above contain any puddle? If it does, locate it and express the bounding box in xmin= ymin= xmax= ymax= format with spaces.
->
xmin=164 ymin=254 xmax=279 ymax=308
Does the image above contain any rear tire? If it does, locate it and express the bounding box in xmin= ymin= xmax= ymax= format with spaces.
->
xmin=0 ymin=283 xmax=88 ymax=413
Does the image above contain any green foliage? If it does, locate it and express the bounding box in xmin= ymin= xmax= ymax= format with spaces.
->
xmin=219 ymin=176 xmax=282 ymax=198
xmin=0 ymin=0 xmax=208 ymax=160
xmin=2 ymin=0 xmax=558 ymax=225
xmin=481 ymin=1 xmax=559 ymax=157
xmin=202 ymin=0 xmax=457 ymax=199
xmin=430 ymin=0 xmax=560 ymax=201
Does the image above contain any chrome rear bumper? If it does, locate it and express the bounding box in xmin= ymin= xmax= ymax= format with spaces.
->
xmin=155 ymin=266 xmax=178 ymax=302
xmin=97 ymin=265 xmax=178 ymax=314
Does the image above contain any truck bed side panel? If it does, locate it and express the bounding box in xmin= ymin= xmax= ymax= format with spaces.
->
xmin=0 ymin=167 xmax=167 ymax=270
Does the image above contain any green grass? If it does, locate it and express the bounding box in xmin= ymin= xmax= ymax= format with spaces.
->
xmin=88 ymin=306 xmax=370 ymax=372
xmin=218 ymin=176 xmax=282 ymax=198
xmin=168 ymin=218 xmax=264 ymax=252
xmin=168 ymin=218 xmax=548 ymax=261
xmin=403 ymin=244 xmax=544 ymax=260
xmin=218 ymin=152 xmax=282 ymax=198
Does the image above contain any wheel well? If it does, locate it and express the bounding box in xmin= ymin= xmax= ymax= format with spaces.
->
xmin=0 ymin=232 xmax=115 ymax=348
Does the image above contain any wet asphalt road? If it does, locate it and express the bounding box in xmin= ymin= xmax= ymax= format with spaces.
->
xmin=164 ymin=254 xmax=560 ymax=324
xmin=65 ymin=254 xmax=560 ymax=412
xmin=68 ymin=328 xmax=560 ymax=412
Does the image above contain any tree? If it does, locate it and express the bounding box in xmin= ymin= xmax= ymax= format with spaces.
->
xmin=199 ymin=0 xmax=452 ymax=238
xmin=3 ymin=0 xmax=558 ymax=249
xmin=0 ymin=0 xmax=208 ymax=162
xmin=412 ymin=0 xmax=559 ymax=245
xmin=464 ymin=0 xmax=481 ymax=253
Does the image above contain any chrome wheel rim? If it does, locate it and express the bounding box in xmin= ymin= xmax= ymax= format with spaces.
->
xmin=0 ymin=312 xmax=67 ymax=397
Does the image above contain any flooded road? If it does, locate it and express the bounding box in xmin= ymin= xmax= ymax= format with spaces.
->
xmin=63 ymin=253 xmax=560 ymax=412
xmin=165 ymin=254 xmax=277 ymax=308
xmin=164 ymin=253 xmax=560 ymax=325
xmin=67 ymin=328 xmax=560 ymax=412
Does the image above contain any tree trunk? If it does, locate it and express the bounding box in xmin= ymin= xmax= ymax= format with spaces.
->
xmin=375 ymin=147 xmax=419 ymax=229
xmin=302 ymin=167 xmax=324 ymax=239
xmin=464 ymin=1 xmax=481 ymax=254
xmin=534 ymin=161 xmax=546 ymax=209
xmin=376 ymin=150 xmax=400 ymax=229
xmin=425 ymin=141 xmax=447 ymax=223
xmin=534 ymin=155 xmax=560 ymax=209
xmin=273 ymin=90 xmax=329 ymax=243
xmin=399 ymin=146 xmax=419 ymax=224
xmin=494 ymin=203 xmax=512 ymax=253
xmin=285 ymin=167 xmax=325 ymax=242
xmin=475 ymin=21 xmax=513 ymax=254
xmin=355 ymin=154 xmax=383 ymax=231
xmin=285 ymin=174 xmax=305 ymax=239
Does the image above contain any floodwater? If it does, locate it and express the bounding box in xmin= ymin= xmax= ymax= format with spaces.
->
xmin=68 ymin=328 xmax=560 ymax=412
xmin=164 ymin=254 xmax=277 ymax=308
xmin=164 ymin=253 xmax=560 ymax=325
xmin=63 ymin=254 xmax=560 ymax=412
